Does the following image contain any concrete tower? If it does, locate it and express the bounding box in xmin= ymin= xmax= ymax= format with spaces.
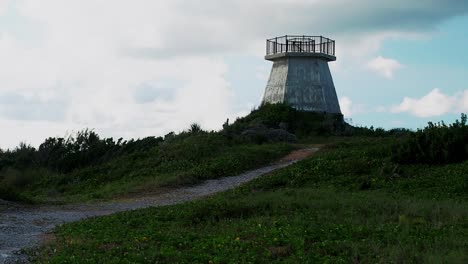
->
xmin=262 ymin=35 xmax=341 ymax=113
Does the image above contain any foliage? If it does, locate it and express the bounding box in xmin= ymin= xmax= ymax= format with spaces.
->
xmin=227 ymin=103 xmax=412 ymax=139
xmin=393 ymin=114 xmax=468 ymax=164
xmin=0 ymin=167 xmax=58 ymax=202
xmin=0 ymin=185 xmax=33 ymax=203
xmin=0 ymin=129 xmax=164 ymax=174
xmin=349 ymin=126 xmax=411 ymax=137
xmin=227 ymin=103 xmax=345 ymax=137
xmin=44 ymin=133 xmax=292 ymax=201
xmin=0 ymin=128 xmax=293 ymax=202
xmin=32 ymin=137 xmax=468 ymax=263
xmin=188 ymin=123 xmax=203 ymax=134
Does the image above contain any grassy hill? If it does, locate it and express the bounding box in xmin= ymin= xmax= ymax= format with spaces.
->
xmin=32 ymin=137 xmax=467 ymax=263
xmin=2 ymin=104 xmax=467 ymax=262
xmin=0 ymin=109 xmax=305 ymax=203
xmin=0 ymin=103 xmax=348 ymax=203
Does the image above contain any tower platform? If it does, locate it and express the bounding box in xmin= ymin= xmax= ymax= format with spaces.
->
xmin=262 ymin=35 xmax=341 ymax=114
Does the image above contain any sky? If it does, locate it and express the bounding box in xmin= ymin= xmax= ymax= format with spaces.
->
xmin=0 ymin=0 xmax=468 ymax=149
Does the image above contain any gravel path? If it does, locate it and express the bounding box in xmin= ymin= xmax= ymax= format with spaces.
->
xmin=0 ymin=148 xmax=318 ymax=263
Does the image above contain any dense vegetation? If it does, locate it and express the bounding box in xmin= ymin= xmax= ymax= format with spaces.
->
xmin=32 ymin=137 xmax=468 ymax=263
xmin=393 ymin=113 xmax=468 ymax=165
xmin=0 ymin=103 xmax=354 ymax=203
xmin=226 ymin=103 xmax=346 ymax=137
xmin=0 ymin=123 xmax=294 ymax=202
xmin=2 ymin=103 xmax=467 ymax=262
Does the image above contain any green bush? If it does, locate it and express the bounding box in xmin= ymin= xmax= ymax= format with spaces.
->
xmin=392 ymin=114 xmax=468 ymax=164
xmin=188 ymin=123 xmax=203 ymax=134
xmin=0 ymin=127 xmax=293 ymax=202
xmin=0 ymin=167 xmax=33 ymax=188
xmin=0 ymin=185 xmax=33 ymax=203
xmin=0 ymin=167 xmax=55 ymax=202
xmin=228 ymin=103 xmax=345 ymax=136
xmin=0 ymin=129 xmax=164 ymax=174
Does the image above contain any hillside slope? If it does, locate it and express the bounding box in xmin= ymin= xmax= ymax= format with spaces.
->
xmin=32 ymin=137 xmax=467 ymax=263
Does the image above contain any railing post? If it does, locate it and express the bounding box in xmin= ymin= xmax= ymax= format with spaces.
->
xmin=285 ymin=35 xmax=288 ymax=52
xmin=301 ymin=35 xmax=307 ymax=52
xmin=275 ymin=37 xmax=277 ymax=54
xmin=320 ymin=36 xmax=322 ymax=53
xmin=333 ymin=41 xmax=335 ymax=56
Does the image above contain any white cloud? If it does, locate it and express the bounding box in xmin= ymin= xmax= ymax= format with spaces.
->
xmin=339 ymin=97 xmax=353 ymax=116
xmin=0 ymin=0 xmax=467 ymax=148
xmin=0 ymin=0 xmax=8 ymax=15
xmin=375 ymin=106 xmax=387 ymax=112
xmin=460 ymin=90 xmax=468 ymax=112
xmin=391 ymin=88 xmax=468 ymax=117
xmin=0 ymin=1 xmax=235 ymax=148
xmin=255 ymin=65 xmax=270 ymax=82
xmin=366 ymin=56 xmax=403 ymax=79
xmin=339 ymin=97 xmax=365 ymax=117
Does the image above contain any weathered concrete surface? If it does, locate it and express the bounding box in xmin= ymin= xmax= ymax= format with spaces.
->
xmin=262 ymin=55 xmax=341 ymax=114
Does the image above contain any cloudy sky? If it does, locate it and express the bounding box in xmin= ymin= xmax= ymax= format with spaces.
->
xmin=1 ymin=0 xmax=468 ymax=148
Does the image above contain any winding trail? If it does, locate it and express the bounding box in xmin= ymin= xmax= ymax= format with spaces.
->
xmin=0 ymin=148 xmax=318 ymax=264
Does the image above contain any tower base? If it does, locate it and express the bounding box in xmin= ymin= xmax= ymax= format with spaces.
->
xmin=262 ymin=55 xmax=341 ymax=114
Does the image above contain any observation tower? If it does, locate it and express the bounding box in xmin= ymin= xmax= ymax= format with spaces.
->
xmin=262 ymin=35 xmax=341 ymax=114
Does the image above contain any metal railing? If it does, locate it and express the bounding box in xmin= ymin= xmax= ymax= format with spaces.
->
xmin=266 ymin=35 xmax=335 ymax=56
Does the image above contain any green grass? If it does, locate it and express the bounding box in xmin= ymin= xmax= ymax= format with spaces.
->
xmin=32 ymin=137 xmax=468 ymax=263
xmin=1 ymin=134 xmax=293 ymax=203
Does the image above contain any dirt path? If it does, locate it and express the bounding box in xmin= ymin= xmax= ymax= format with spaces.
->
xmin=0 ymin=148 xmax=318 ymax=264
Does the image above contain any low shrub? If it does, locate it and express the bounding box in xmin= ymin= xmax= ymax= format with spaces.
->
xmin=392 ymin=114 xmax=468 ymax=164
xmin=0 ymin=129 xmax=164 ymax=174
xmin=0 ymin=185 xmax=33 ymax=203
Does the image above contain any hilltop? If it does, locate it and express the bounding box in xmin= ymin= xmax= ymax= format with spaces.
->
xmin=0 ymin=103 xmax=346 ymax=203
xmin=1 ymin=104 xmax=467 ymax=263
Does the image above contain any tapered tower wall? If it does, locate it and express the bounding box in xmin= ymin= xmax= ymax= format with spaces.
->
xmin=262 ymin=35 xmax=341 ymax=114
xmin=263 ymin=59 xmax=288 ymax=104
xmin=262 ymin=56 xmax=341 ymax=113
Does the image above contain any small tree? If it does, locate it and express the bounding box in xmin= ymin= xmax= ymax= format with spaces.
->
xmin=189 ymin=123 xmax=202 ymax=134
